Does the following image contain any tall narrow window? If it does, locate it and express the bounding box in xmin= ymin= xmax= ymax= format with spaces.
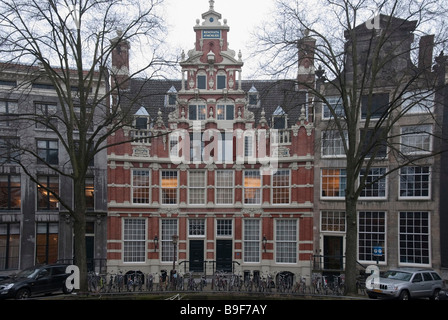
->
xmin=37 ymin=175 xmax=59 ymax=210
xmin=272 ymin=169 xmax=290 ymax=204
xmin=197 ymin=75 xmax=206 ymax=90
xmin=36 ymin=222 xmax=58 ymax=264
xmin=0 ymin=223 xmax=20 ymax=270
xmin=276 ymin=220 xmax=297 ymax=263
xmin=123 ymin=219 xmax=146 ymax=263
xmin=244 ymin=170 xmax=261 ymax=205
xmin=0 ymin=175 xmax=21 ymax=210
xmin=132 ymin=170 xmax=151 ymax=204
xmin=161 ymin=170 xmax=178 ymax=204
xmin=216 ymin=170 xmax=234 ymax=205
xmin=399 ymin=212 xmax=430 ymax=265
xmin=217 ymin=74 xmax=226 ymax=89
xmin=0 ymin=137 xmax=20 ymax=163
xmin=358 ymin=211 xmax=386 ymax=262
xmin=161 ymin=219 xmax=178 ymax=262
xmin=189 ymin=171 xmax=206 ymax=205
xmin=244 ymin=220 xmax=260 ymax=263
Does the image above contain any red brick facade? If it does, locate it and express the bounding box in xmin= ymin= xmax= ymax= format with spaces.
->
xmin=106 ymin=2 xmax=315 ymax=278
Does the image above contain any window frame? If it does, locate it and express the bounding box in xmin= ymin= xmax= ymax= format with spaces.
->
xmin=188 ymin=170 xmax=206 ymax=205
xmin=321 ymin=169 xmax=346 ymax=199
xmin=243 ymin=169 xmax=262 ymax=205
xmin=243 ymin=219 xmax=261 ymax=263
xmin=132 ymin=169 xmax=151 ymax=205
xmin=399 ymin=166 xmax=431 ymax=200
xmin=271 ymin=169 xmax=291 ymax=205
xmin=123 ymin=218 xmax=146 ymax=263
xmin=215 ymin=170 xmax=234 ymax=205
xmin=275 ymin=219 xmax=297 ymax=264
xmin=160 ymin=170 xmax=179 ymax=205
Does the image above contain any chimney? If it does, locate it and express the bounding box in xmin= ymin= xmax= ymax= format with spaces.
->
xmin=297 ymin=30 xmax=316 ymax=87
xmin=418 ymin=34 xmax=434 ymax=71
xmin=110 ymin=30 xmax=130 ymax=90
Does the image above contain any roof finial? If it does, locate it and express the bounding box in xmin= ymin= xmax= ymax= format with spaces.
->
xmin=209 ymin=0 xmax=215 ymax=10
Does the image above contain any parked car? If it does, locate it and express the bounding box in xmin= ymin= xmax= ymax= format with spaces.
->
xmin=0 ymin=264 xmax=74 ymax=299
xmin=366 ymin=267 xmax=444 ymax=300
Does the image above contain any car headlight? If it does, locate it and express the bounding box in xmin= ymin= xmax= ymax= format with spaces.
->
xmin=2 ymin=283 xmax=14 ymax=290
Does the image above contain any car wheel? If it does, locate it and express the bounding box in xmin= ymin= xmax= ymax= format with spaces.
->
xmin=398 ymin=290 xmax=410 ymax=300
xmin=431 ymin=289 xmax=440 ymax=300
xmin=15 ymin=288 xmax=31 ymax=299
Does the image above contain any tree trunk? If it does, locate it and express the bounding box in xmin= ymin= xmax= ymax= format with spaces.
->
xmin=344 ymin=196 xmax=358 ymax=295
xmin=73 ymin=178 xmax=88 ymax=293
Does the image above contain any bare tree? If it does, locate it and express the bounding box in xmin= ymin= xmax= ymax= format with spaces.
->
xmin=0 ymin=0 xmax=175 ymax=292
xmin=254 ymin=0 xmax=448 ymax=295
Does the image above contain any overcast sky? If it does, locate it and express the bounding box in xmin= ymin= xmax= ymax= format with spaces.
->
xmin=163 ymin=0 xmax=276 ymax=77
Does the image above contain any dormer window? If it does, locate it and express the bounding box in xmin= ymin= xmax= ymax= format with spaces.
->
xmin=248 ymin=85 xmax=260 ymax=107
xmin=134 ymin=106 xmax=150 ymax=129
xmin=165 ymin=86 xmax=177 ymax=107
xmin=272 ymin=106 xmax=287 ymax=129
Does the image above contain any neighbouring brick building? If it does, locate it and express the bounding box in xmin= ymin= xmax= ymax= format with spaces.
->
xmin=106 ymin=1 xmax=315 ymax=279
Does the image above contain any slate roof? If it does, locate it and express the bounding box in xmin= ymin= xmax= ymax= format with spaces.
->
xmin=120 ymin=78 xmax=308 ymax=128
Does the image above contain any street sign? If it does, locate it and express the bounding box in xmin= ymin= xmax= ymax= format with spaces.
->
xmin=373 ymin=246 xmax=383 ymax=257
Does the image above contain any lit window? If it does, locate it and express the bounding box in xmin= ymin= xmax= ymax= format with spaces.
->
xmin=0 ymin=175 xmax=21 ymax=210
xmin=217 ymin=105 xmax=234 ymax=120
xmin=161 ymin=170 xmax=178 ymax=204
xmin=189 ymin=105 xmax=206 ymax=120
xmin=244 ymin=170 xmax=261 ymax=205
xmin=37 ymin=175 xmax=59 ymax=210
xmin=321 ymin=169 xmax=346 ymax=198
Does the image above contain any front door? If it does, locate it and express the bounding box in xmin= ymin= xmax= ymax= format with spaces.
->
xmin=216 ymin=240 xmax=232 ymax=272
xmin=189 ymin=240 xmax=204 ymax=272
xmin=323 ymin=236 xmax=343 ymax=270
